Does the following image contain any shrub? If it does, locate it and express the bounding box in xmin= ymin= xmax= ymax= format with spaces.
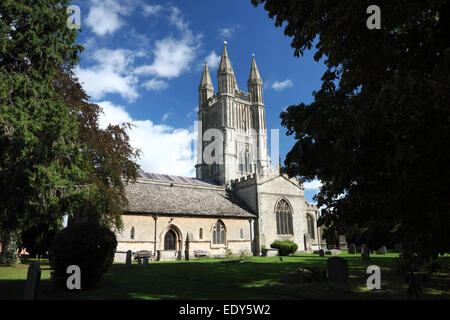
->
xmin=270 ymin=240 xmax=298 ymax=256
xmin=48 ymin=222 xmax=117 ymax=289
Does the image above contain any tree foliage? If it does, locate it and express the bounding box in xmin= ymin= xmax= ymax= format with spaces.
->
xmin=52 ymin=65 xmax=140 ymax=230
xmin=0 ymin=0 xmax=85 ymax=264
xmin=48 ymin=222 xmax=117 ymax=289
xmin=0 ymin=0 xmax=139 ymax=264
xmin=252 ymin=0 xmax=449 ymax=294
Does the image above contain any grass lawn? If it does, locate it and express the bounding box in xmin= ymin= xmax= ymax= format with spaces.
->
xmin=0 ymin=252 xmax=449 ymax=300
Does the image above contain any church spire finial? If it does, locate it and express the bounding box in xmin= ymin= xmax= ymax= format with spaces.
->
xmin=217 ymin=42 xmax=238 ymax=92
xmin=248 ymin=54 xmax=262 ymax=84
xmin=199 ymin=62 xmax=213 ymax=89
xmin=218 ymin=42 xmax=233 ymax=74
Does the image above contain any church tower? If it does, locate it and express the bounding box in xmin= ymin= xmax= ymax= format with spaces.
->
xmin=196 ymin=44 xmax=271 ymax=185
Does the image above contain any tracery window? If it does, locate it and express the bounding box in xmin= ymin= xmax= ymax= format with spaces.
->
xmin=239 ymin=150 xmax=252 ymax=173
xmin=212 ymin=220 xmax=226 ymax=244
xmin=307 ymin=214 xmax=315 ymax=239
xmin=276 ymin=199 xmax=293 ymax=235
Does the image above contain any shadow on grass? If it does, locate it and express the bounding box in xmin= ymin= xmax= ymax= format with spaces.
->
xmin=1 ymin=255 xmax=448 ymax=300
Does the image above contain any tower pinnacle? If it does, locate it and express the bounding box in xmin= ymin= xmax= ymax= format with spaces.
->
xmin=217 ymin=43 xmax=238 ymax=92
xmin=248 ymin=55 xmax=262 ymax=84
xmin=199 ymin=62 xmax=213 ymax=90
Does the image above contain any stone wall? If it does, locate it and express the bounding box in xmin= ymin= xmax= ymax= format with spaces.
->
xmin=232 ymin=173 xmax=320 ymax=253
xmin=115 ymin=214 xmax=253 ymax=261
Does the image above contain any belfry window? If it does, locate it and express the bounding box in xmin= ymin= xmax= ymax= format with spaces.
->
xmin=307 ymin=215 xmax=315 ymax=239
xmin=212 ymin=220 xmax=226 ymax=244
xmin=276 ymin=199 xmax=293 ymax=235
xmin=239 ymin=150 xmax=252 ymax=173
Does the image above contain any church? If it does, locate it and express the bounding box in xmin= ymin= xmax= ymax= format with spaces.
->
xmin=114 ymin=45 xmax=322 ymax=261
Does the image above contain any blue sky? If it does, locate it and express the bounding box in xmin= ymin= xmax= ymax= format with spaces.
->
xmin=72 ymin=0 xmax=325 ymax=202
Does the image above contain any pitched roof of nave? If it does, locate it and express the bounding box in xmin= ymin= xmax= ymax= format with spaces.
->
xmin=123 ymin=171 xmax=256 ymax=218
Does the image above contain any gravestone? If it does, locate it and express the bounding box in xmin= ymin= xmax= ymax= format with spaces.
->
xmin=348 ymin=244 xmax=356 ymax=254
xmin=143 ymin=256 xmax=149 ymax=267
xmin=23 ymin=263 xmax=41 ymax=300
xmin=362 ymin=244 xmax=368 ymax=253
xmin=356 ymin=246 xmax=362 ymax=254
xmin=377 ymin=246 xmax=387 ymax=254
xmin=137 ymin=257 xmax=142 ymax=265
xmin=361 ymin=244 xmax=370 ymax=260
xmin=338 ymin=235 xmax=348 ymax=250
xmin=327 ymin=257 xmax=349 ymax=291
xmin=319 ymin=249 xmax=325 ymax=257
xmin=126 ymin=250 xmax=132 ymax=265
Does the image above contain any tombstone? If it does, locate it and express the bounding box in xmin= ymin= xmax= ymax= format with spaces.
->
xmin=338 ymin=235 xmax=348 ymax=250
xmin=319 ymin=249 xmax=325 ymax=257
xmin=376 ymin=246 xmax=387 ymax=255
xmin=23 ymin=263 xmax=41 ymax=300
xmin=143 ymin=256 xmax=149 ymax=267
xmin=362 ymin=244 xmax=368 ymax=253
xmin=327 ymin=257 xmax=349 ymax=291
xmin=125 ymin=250 xmax=132 ymax=265
xmin=348 ymin=244 xmax=356 ymax=254
xmin=356 ymin=246 xmax=362 ymax=254
xmin=137 ymin=257 xmax=142 ymax=265
xmin=361 ymin=244 xmax=370 ymax=260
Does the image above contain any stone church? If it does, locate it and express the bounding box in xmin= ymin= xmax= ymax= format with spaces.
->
xmin=114 ymin=45 xmax=322 ymax=261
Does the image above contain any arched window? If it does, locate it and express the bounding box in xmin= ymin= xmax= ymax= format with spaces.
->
xmin=307 ymin=214 xmax=315 ymax=239
xmin=240 ymin=228 xmax=244 ymax=239
xmin=212 ymin=220 xmax=226 ymax=244
xmin=239 ymin=151 xmax=245 ymax=172
xmin=239 ymin=150 xmax=252 ymax=173
xmin=199 ymin=228 xmax=203 ymax=240
xmin=276 ymin=199 xmax=293 ymax=235
xmin=130 ymin=227 xmax=135 ymax=240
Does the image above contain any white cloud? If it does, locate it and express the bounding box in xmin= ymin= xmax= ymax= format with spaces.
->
xmin=134 ymin=7 xmax=201 ymax=79
xmin=162 ymin=112 xmax=172 ymax=122
xmin=219 ymin=27 xmax=234 ymax=39
xmin=97 ymin=101 xmax=196 ymax=177
xmin=134 ymin=36 xmax=199 ymax=78
xmin=81 ymin=5 xmax=202 ymax=101
xmin=85 ymin=0 xmax=133 ymax=36
xmin=142 ymin=4 xmax=162 ymax=16
xmin=142 ymin=78 xmax=169 ymax=91
xmin=169 ymin=7 xmax=189 ymax=31
xmin=304 ymin=179 xmax=323 ymax=190
xmin=75 ymin=49 xmax=139 ymax=102
xmin=271 ymin=79 xmax=293 ymax=91
xmin=205 ymin=51 xmax=220 ymax=69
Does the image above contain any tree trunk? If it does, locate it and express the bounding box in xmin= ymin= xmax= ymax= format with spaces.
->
xmin=0 ymin=230 xmax=20 ymax=265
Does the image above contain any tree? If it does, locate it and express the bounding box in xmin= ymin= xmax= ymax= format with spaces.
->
xmin=0 ymin=0 xmax=139 ymax=264
xmin=52 ymin=65 xmax=140 ymax=230
xmin=252 ymin=0 xmax=450 ymax=294
xmin=0 ymin=0 xmax=85 ymax=264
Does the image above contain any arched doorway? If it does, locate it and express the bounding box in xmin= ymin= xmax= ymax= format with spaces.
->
xmin=164 ymin=229 xmax=177 ymax=250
